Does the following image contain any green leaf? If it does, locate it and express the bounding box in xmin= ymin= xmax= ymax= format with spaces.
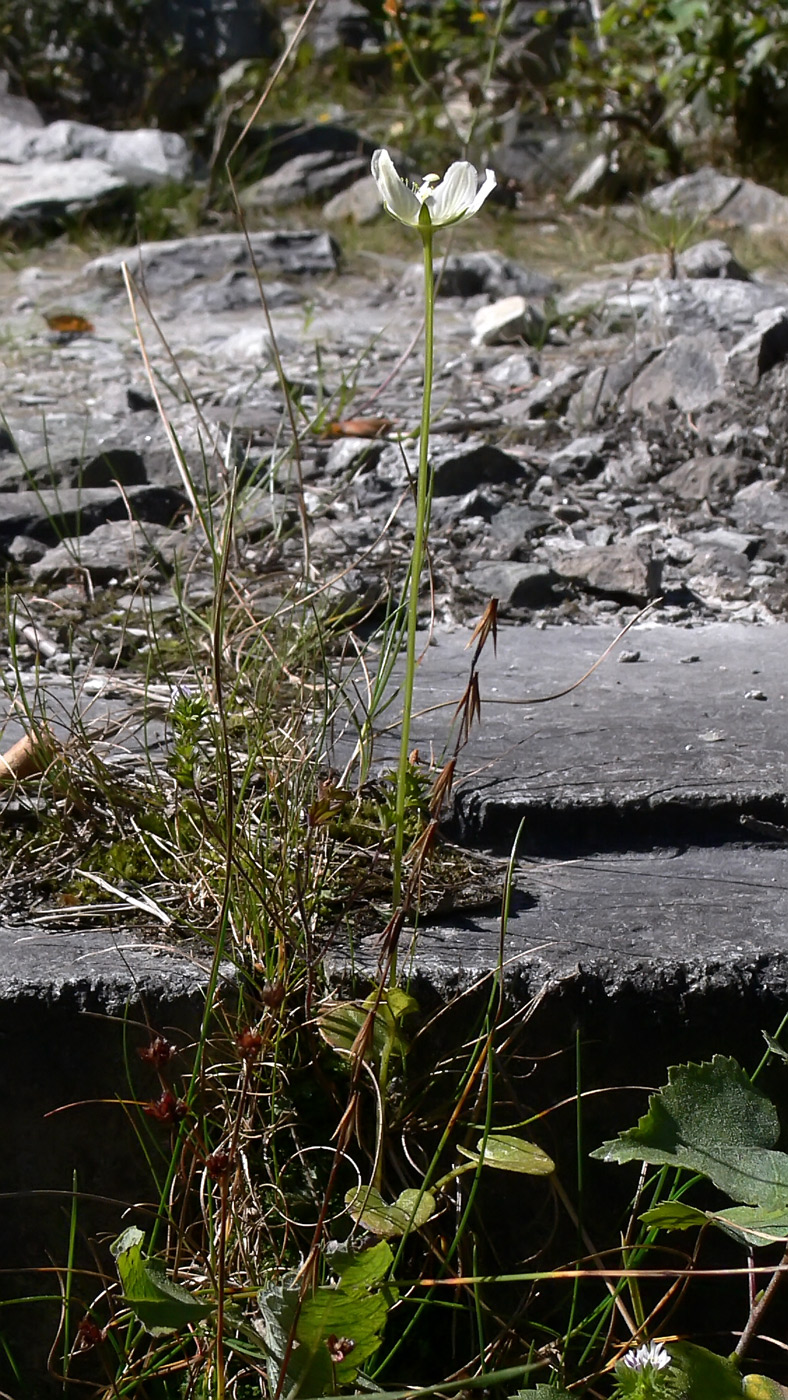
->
xmin=459 ymin=1134 xmax=555 ymax=1176
xmin=639 ymin=1201 xmax=708 ymax=1231
xmin=667 ymin=1341 xmax=742 ymax=1399
xmin=258 ymin=1246 xmax=393 ymax=1400
xmin=708 ymin=1204 xmax=788 ymax=1247
xmin=110 ymin=1227 xmax=212 ymax=1337
xmin=592 ymin=1056 xmax=788 ymax=1209
xmin=762 ymin=1032 xmax=788 ymax=1062
xmin=513 ymin=1389 xmax=572 ymax=1399
xmin=344 ymin=1185 xmax=436 ymax=1237
xmin=744 ymin=1375 xmax=788 ymax=1399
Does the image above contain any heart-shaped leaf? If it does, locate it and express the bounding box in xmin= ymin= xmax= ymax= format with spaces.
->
xmin=345 ymin=1185 xmax=435 ymax=1237
xmin=459 ymin=1134 xmax=555 ymax=1176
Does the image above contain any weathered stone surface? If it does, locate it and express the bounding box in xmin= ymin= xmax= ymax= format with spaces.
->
xmin=469 ymin=559 xmax=557 ymax=610
xmin=660 ymin=454 xmax=757 ymax=504
xmin=677 ymin=238 xmax=751 ymax=281
xmin=646 ymin=166 xmax=788 ymax=232
xmin=644 ymin=167 xmax=743 ymax=220
xmin=732 ymin=480 xmax=788 ymax=533
xmin=0 ymin=156 xmax=127 ymax=225
xmin=0 ymin=72 xmax=44 ymax=127
xmin=84 ymin=230 xmax=340 ymax=289
xmin=548 ymin=542 xmax=661 ymax=602
xmin=29 ymin=518 xmax=188 ymax=585
xmin=401 ymin=251 xmax=555 ymax=301
xmin=626 ymin=332 xmax=728 ymax=412
xmin=0 ymin=485 xmax=187 ymax=545
xmin=727 ymin=307 xmax=788 ymax=385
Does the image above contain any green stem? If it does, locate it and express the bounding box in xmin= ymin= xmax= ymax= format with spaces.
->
xmin=391 ymin=222 xmax=434 ymax=960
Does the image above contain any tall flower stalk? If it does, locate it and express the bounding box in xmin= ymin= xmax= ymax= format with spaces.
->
xmin=370 ymin=149 xmax=496 ymax=930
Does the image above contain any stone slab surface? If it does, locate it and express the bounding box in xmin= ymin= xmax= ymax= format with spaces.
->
xmin=391 ymin=844 xmax=788 ymax=995
xmin=366 ymin=621 xmax=788 ymax=847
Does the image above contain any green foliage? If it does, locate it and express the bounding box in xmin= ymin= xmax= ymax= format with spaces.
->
xmin=557 ymin=2 xmax=788 ymax=176
xmin=593 ymin=1055 xmax=788 ymax=1209
xmin=344 ymin=1184 xmax=436 ymax=1237
xmin=457 ymin=1133 xmax=555 ymax=1176
xmin=257 ymin=1241 xmax=394 ymax=1399
xmin=110 ymin=1227 xmax=213 ymax=1336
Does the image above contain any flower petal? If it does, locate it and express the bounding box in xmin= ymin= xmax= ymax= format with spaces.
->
xmin=371 ymin=148 xmax=421 ymax=226
xmin=466 ymin=167 xmax=497 ymax=216
xmin=429 ymin=161 xmax=477 ymax=225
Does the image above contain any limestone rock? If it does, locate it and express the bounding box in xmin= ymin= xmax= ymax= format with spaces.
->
xmin=472 ymin=295 xmax=546 ymax=347
xmin=85 ymin=230 xmax=340 ymax=290
xmin=645 ymin=166 xmax=788 ymax=233
xmin=469 ymin=559 xmax=557 ymax=610
xmin=240 ymin=150 xmax=368 ymax=209
xmin=323 ymin=174 xmax=382 ymax=224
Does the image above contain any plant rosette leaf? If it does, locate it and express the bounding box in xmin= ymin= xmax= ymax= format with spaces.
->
xmin=707 ymin=1204 xmax=788 ymax=1247
xmin=593 ymin=1056 xmax=788 ymax=1209
xmin=458 ymin=1133 xmax=555 ymax=1175
xmin=514 ymin=1389 xmax=572 ymax=1399
xmin=110 ymin=1227 xmax=212 ymax=1336
xmin=344 ymin=1185 xmax=436 ymax=1237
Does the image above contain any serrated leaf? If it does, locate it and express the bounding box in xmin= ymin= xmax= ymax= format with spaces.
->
xmin=345 ymin=1185 xmax=435 ymax=1237
xmin=592 ymin=1056 xmax=788 ymax=1209
xmin=640 ymin=1201 xmax=708 ymax=1231
xmin=744 ymin=1374 xmax=788 ymax=1399
xmin=668 ymin=1341 xmax=743 ymax=1400
xmin=331 ymin=1239 xmax=394 ymax=1294
xmin=110 ymin=1227 xmax=212 ymax=1336
xmin=459 ymin=1134 xmax=555 ymax=1176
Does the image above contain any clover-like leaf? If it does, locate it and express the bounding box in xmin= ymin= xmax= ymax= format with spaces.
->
xmin=459 ymin=1134 xmax=555 ymax=1176
xmin=345 ymin=1185 xmax=435 ymax=1237
xmin=593 ymin=1057 xmax=788 ymax=1209
xmin=639 ymin=1202 xmax=708 ymax=1231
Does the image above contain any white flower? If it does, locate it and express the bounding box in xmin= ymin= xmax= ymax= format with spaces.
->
xmin=371 ymin=148 xmax=496 ymax=230
xmin=622 ymin=1341 xmax=672 ymax=1373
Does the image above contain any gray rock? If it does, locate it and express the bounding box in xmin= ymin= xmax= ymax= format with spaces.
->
xmin=733 ymin=480 xmax=788 ymax=534
xmin=567 ymin=350 xmax=661 ymax=426
xmin=324 ymin=436 xmax=387 ymax=476
xmin=323 ymin=174 xmax=382 ymax=224
xmin=0 ymin=485 xmax=187 ymax=546
xmin=677 ymin=239 xmax=751 ymax=281
xmin=626 ymin=332 xmax=728 ymax=413
xmin=550 ymin=542 xmax=662 ymax=603
xmin=29 ymin=518 xmax=188 ymax=585
xmin=375 ymin=437 xmax=528 ymax=494
xmin=0 ymin=156 xmax=127 ymax=225
xmin=644 ymin=167 xmax=743 ymax=220
xmin=240 ymin=150 xmax=368 ymax=209
xmin=73 ymin=448 xmax=148 ymax=489
xmin=473 ymin=295 xmax=546 ymax=347
xmin=660 ymin=454 xmax=757 ymax=504
xmin=307 ymin=0 xmax=382 ymax=56
xmin=431 ymin=440 xmax=529 ymax=496
xmin=469 ymin=559 xmax=557 ymax=609
xmin=483 ymin=351 xmax=538 ymax=388
xmin=645 ymin=166 xmax=788 ymax=232
xmin=509 ymin=363 xmax=585 ymax=419
xmin=727 ymin=307 xmax=788 ymax=385
xmin=181 ymin=272 xmax=302 ymax=313
xmin=0 ymin=117 xmax=190 ymax=182
xmin=549 ymin=434 xmax=607 ymax=480
xmin=85 ymin=230 xmax=340 ymax=291
xmin=0 ymin=73 xmax=44 ymax=128
xmin=558 ymin=275 xmax=788 ymax=339
xmin=402 ymin=251 xmax=555 ymax=301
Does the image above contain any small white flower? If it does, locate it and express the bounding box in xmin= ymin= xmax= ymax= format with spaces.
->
xmin=622 ymin=1341 xmax=672 ymax=1373
xmin=371 ymin=148 xmax=496 ymax=230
